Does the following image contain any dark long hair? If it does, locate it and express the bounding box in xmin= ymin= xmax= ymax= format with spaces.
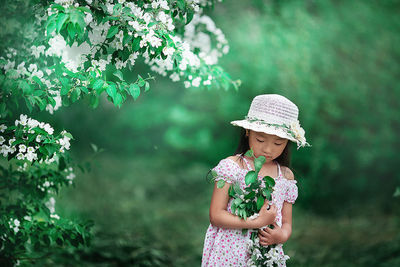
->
xmin=233 ymin=128 xmax=292 ymax=168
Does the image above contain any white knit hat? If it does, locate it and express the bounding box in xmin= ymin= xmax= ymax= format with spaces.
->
xmin=230 ymin=94 xmax=310 ymax=149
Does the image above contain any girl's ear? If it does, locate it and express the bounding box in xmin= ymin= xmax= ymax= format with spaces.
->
xmin=245 ymin=130 xmax=249 ymax=137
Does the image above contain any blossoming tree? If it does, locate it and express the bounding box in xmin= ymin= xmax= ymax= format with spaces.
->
xmin=0 ymin=0 xmax=238 ymax=265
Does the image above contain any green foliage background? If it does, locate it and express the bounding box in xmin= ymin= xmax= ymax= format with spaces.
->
xmin=5 ymin=0 xmax=400 ymax=266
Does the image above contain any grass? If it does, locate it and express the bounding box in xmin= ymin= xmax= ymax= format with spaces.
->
xmin=47 ymin=152 xmax=400 ymax=266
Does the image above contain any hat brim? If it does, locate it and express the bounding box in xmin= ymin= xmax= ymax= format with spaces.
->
xmin=230 ymin=119 xmax=298 ymax=144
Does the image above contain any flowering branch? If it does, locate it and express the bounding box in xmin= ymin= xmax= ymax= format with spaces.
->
xmin=209 ymin=149 xmax=290 ymax=266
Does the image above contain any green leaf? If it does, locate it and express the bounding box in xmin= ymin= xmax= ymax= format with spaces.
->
xmin=107 ymin=25 xmax=119 ymax=39
xmin=69 ymin=10 xmax=85 ymax=29
xmin=106 ymin=84 xmax=117 ymax=99
xmin=90 ymin=143 xmax=98 ymax=152
xmin=231 ymin=201 xmax=237 ymax=213
xmin=113 ymin=70 xmax=124 ymax=81
xmin=228 ymin=185 xmax=235 ymax=198
xmin=244 ymin=149 xmax=254 ymax=158
xmin=64 ymin=132 xmax=74 ymax=139
xmin=186 ymin=9 xmax=194 ymax=24
xmin=67 ymin=23 xmax=76 ymax=40
xmin=128 ymin=83 xmax=140 ymax=100
xmin=211 ymin=170 xmax=218 ymax=178
xmin=254 ymin=156 xmax=266 ymax=173
xmin=76 ymin=6 xmax=91 ymax=13
xmin=33 ymin=90 xmax=45 ymax=96
xmin=79 ymin=86 xmax=88 ymax=94
xmin=32 ymin=76 xmax=44 ymax=87
xmin=263 ymin=176 xmax=275 ymax=187
xmin=93 ymin=79 xmax=104 ymax=90
xmin=216 ymin=179 xmax=225 ymax=189
xmin=122 ymin=34 xmax=132 ymax=46
xmin=394 ymin=187 xmax=400 ymax=197
xmin=262 ymin=189 xmax=271 ymax=200
xmin=144 ymin=81 xmax=150 ymax=92
xmin=132 ymin=37 xmax=140 ymax=51
xmin=47 ymin=20 xmax=56 ymax=36
xmin=34 ymin=96 xmax=46 ymax=111
xmin=256 ymin=197 xmax=264 ymax=211
xmin=51 ymin=4 xmax=65 ymax=11
xmin=25 ymin=98 xmax=33 ymax=112
xmin=19 ymin=80 xmax=32 ymax=94
xmin=233 ymin=183 xmax=243 ymax=196
xmin=48 ymin=95 xmax=56 ymax=107
xmin=60 ymin=77 xmax=69 ymax=87
xmin=90 ymin=94 xmax=99 ymax=108
xmin=56 ymin=13 xmax=69 ymax=33
xmin=60 ymin=85 xmax=70 ymax=95
xmin=233 ymin=198 xmax=242 ymax=206
xmin=114 ymin=92 xmax=123 ymax=106
xmin=177 ymin=0 xmax=186 ymax=10
xmin=113 ymin=3 xmax=122 ymax=14
xmin=137 ymin=75 xmax=145 ymax=87
xmin=244 ymin=171 xmax=257 ymax=185
xmin=244 ymin=191 xmax=255 ymax=200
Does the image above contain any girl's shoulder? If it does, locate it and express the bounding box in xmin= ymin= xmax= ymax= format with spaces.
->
xmin=280 ymin=165 xmax=295 ymax=180
xmin=225 ymin=155 xmax=248 ymax=170
xmin=212 ymin=155 xmax=246 ymax=183
xmin=215 ymin=155 xmax=245 ymax=170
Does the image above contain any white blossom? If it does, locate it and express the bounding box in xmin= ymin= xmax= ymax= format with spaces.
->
xmin=192 ymin=77 xmax=201 ymax=87
xmin=9 ymin=218 xmax=20 ymax=233
xmin=43 ymin=123 xmax=54 ymax=135
xmin=84 ymin=12 xmax=93 ymax=24
xmin=19 ymin=144 xmax=27 ymax=153
xmin=50 ymin=214 xmax=60 ymax=220
xmin=45 ymin=197 xmax=56 ymax=214
xmin=162 ymin=46 xmax=175 ymax=56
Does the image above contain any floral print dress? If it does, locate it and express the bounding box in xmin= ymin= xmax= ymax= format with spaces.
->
xmin=201 ymin=155 xmax=298 ymax=267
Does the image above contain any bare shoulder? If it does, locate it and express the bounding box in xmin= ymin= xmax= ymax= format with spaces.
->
xmin=226 ymin=155 xmax=246 ymax=169
xmin=281 ymin=166 xmax=295 ymax=180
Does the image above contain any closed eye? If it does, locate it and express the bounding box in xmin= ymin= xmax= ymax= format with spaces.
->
xmin=256 ymin=138 xmax=264 ymax=143
xmin=274 ymin=143 xmax=284 ymax=145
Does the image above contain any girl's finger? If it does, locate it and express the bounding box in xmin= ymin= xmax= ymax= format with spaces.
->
xmin=261 ymin=234 xmax=271 ymax=241
xmin=258 ymin=231 xmax=265 ymax=239
xmin=258 ymin=229 xmax=268 ymax=236
xmin=264 ymin=227 xmax=272 ymax=234
xmin=262 ymin=200 xmax=270 ymax=210
xmin=258 ymin=233 xmax=270 ymax=243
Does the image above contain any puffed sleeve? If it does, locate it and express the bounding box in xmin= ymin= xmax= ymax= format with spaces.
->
xmin=285 ymin=180 xmax=298 ymax=204
xmin=211 ymin=158 xmax=239 ymax=184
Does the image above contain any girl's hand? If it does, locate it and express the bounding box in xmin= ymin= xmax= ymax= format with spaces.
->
xmin=254 ymin=200 xmax=277 ymax=228
xmin=258 ymin=222 xmax=289 ymax=246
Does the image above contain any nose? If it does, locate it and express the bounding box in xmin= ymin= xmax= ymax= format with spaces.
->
xmin=262 ymin=143 xmax=272 ymax=155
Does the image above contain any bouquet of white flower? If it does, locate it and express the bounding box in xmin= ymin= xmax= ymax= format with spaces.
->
xmin=211 ymin=149 xmax=290 ymax=267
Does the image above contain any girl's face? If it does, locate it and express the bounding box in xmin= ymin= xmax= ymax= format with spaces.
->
xmin=247 ymin=130 xmax=288 ymax=161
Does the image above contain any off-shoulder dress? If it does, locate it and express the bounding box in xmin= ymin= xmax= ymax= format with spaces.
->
xmin=201 ymin=155 xmax=298 ymax=267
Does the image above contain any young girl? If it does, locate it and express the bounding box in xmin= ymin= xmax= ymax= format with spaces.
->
xmin=201 ymin=94 xmax=310 ymax=266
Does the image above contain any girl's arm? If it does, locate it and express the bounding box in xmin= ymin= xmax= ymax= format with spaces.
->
xmin=209 ymin=181 xmax=277 ymax=229
xmin=257 ymin=201 xmax=293 ymax=245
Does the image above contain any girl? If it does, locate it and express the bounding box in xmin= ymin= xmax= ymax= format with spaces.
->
xmin=201 ymin=94 xmax=310 ymax=266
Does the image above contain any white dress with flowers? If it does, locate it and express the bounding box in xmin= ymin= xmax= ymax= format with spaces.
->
xmin=201 ymin=155 xmax=298 ymax=267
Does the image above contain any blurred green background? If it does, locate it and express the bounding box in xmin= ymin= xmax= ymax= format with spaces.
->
xmin=10 ymin=0 xmax=400 ymax=266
